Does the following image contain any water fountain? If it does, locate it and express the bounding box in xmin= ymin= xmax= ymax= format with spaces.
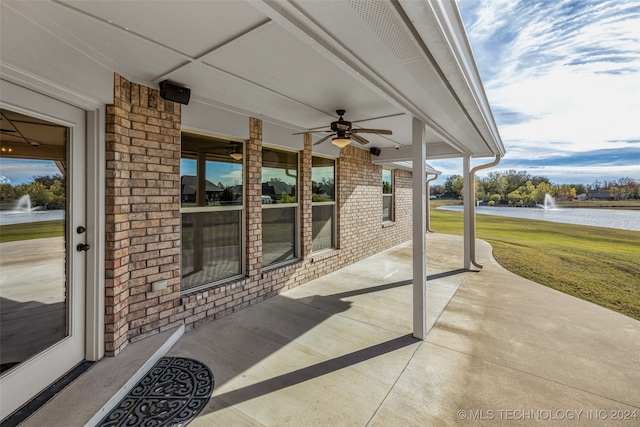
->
xmin=543 ymin=193 xmax=558 ymax=210
xmin=14 ymin=195 xmax=33 ymax=212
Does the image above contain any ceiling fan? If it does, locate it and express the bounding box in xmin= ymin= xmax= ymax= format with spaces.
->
xmin=294 ymin=110 xmax=392 ymax=148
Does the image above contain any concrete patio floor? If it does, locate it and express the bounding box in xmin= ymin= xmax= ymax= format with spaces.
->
xmin=168 ymin=233 xmax=639 ymax=426
xmin=19 ymin=233 xmax=640 ymax=426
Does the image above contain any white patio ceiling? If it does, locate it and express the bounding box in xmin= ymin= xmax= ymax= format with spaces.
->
xmin=0 ymin=0 xmax=504 ymax=161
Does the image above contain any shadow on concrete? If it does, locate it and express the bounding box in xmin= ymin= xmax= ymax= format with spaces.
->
xmin=176 ymin=268 xmax=468 ymax=416
xmin=212 ymin=334 xmax=418 ymax=412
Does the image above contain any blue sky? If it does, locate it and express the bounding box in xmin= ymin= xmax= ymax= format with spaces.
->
xmin=0 ymin=158 xmax=61 ymax=185
xmin=429 ymin=0 xmax=640 ymax=185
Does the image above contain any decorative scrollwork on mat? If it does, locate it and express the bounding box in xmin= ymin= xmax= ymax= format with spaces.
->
xmin=97 ymin=357 xmax=214 ymax=427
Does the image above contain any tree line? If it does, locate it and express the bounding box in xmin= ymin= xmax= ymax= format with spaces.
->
xmin=431 ymin=170 xmax=639 ymax=205
xmin=0 ymin=175 xmax=65 ymax=209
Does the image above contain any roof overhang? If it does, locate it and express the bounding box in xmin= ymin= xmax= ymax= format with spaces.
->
xmin=1 ymin=0 xmax=504 ymax=160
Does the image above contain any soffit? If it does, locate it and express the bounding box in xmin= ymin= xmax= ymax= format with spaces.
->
xmin=0 ymin=0 xmax=503 ymax=160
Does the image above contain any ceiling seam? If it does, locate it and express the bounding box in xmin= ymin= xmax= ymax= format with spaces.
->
xmin=152 ymin=19 xmax=273 ymax=84
xmin=4 ymin=1 xmax=125 ymax=77
xmin=52 ymin=0 xmax=193 ymax=61
xmin=251 ymin=0 xmax=470 ymax=153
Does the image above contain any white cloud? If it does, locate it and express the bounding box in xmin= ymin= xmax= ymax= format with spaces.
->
xmin=458 ymin=0 xmax=640 ymax=182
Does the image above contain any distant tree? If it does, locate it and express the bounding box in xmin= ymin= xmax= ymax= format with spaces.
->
xmin=506 ymin=189 xmax=523 ymax=205
xmin=489 ymin=194 xmax=502 ymax=205
xmin=32 ymin=174 xmax=63 ymax=189
xmin=572 ymin=184 xmax=588 ymax=195
xmin=609 ymin=186 xmax=623 ymax=201
xmin=49 ymin=179 xmax=66 ymax=207
xmin=280 ymin=192 xmax=296 ymax=203
xmin=26 ymin=181 xmax=51 ymax=206
xmin=556 ymin=184 xmax=577 ymax=201
xmin=533 ymin=181 xmax=553 ymax=204
xmin=0 ymin=183 xmax=17 ymax=203
xmin=444 ymin=175 xmax=464 ymax=198
xmin=220 ymin=186 xmax=235 ymax=203
xmin=430 ymin=184 xmax=445 ymax=197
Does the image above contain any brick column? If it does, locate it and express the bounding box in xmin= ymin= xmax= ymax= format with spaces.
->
xmin=104 ymin=74 xmax=182 ymax=355
xmin=246 ymin=117 xmax=262 ymax=278
xmin=300 ymin=133 xmax=313 ymax=258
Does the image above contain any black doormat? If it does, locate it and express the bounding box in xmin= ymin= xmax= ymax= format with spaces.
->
xmin=97 ymin=357 xmax=214 ymax=427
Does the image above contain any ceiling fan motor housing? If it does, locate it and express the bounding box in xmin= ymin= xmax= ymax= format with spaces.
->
xmin=331 ymin=119 xmax=351 ymax=132
xmin=331 ymin=109 xmax=351 ymax=133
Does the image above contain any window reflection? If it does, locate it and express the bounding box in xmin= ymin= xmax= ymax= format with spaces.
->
xmin=262 ymin=148 xmax=298 ymax=267
xmin=262 ymin=148 xmax=297 ymax=204
xmin=312 ymin=156 xmax=336 ymax=251
xmin=180 ymin=133 xmax=244 ymax=290
xmin=383 ymin=168 xmax=393 ymax=222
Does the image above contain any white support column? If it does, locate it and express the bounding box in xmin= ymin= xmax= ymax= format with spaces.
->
xmin=463 ymin=155 xmax=473 ymax=270
xmin=412 ymin=117 xmax=427 ymax=339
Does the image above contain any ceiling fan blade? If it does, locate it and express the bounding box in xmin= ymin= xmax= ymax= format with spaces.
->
xmin=313 ymin=133 xmax=335 ymax=145
xmin=351 ymin=133 xmax=369 ymax=145
xmin=292 ymin=130 xmax=331 ymax=135
xmin=352 ymin=128 xmax=392 ymax=135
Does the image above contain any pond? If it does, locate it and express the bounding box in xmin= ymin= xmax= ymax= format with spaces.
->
xmin=437 ymin=205 xmax=640 ymax=232
xmin=0 ymin=210 xmax=65 ymax=226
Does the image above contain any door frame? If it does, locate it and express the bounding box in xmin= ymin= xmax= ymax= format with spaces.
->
xmin=0 ymin=74 xmax=105 ymax=416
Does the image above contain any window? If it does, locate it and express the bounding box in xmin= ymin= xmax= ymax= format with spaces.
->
xmin=262 ymin=147 xmax=298 ymax=267
xmin=382 ymin=168 xmax=393 ymax=222
xmin=312 ymin=156 xmax=336 ymax=251
xmin=180 ymin=133 xmax=243 ymax=291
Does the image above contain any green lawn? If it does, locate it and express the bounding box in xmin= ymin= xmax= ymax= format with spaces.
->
xmin=0 ymin=220 xmax=65 ymax=243
xmin=430 ymin=208 xmax=640 ymax=321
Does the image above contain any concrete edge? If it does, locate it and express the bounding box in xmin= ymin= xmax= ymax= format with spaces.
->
xmin=84 ymin=324 xmax=185 ymax=427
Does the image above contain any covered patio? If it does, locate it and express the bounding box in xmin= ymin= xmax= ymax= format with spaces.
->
xmin=23 ymin=234 xmax=640 ymax=426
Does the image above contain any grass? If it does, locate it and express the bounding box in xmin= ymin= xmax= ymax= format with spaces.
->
xmin=430 ymin=207 xmax=640 ymax=321
xmin=0 ymin=220 xmax=65 ymax=243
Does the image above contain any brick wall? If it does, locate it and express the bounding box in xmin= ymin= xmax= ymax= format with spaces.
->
xmin=104 ymin=74 xmax=182 ymax=355
xmin=103 ymin=76 xmax=414 ymax=351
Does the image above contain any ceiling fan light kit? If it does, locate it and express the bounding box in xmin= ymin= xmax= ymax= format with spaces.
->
xmin=331 ymin=137 xmax=351 ymax=148
xmin=293 ymin=109 xmax=392 ymax=148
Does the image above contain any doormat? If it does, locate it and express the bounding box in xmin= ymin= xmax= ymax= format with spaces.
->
xmin=97 ymin=357 xmax=214 ymax=427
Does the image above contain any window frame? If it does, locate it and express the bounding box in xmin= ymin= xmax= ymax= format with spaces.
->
xmin=311 ymin=155 xmax=337 ymax=252
xmin=179 ymin=131 xmax=245 ymax=294
xmin=261 ymin=144 xmax=300 ymax=269
xmin=382 ymin=168 xmax=394 ymax=223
